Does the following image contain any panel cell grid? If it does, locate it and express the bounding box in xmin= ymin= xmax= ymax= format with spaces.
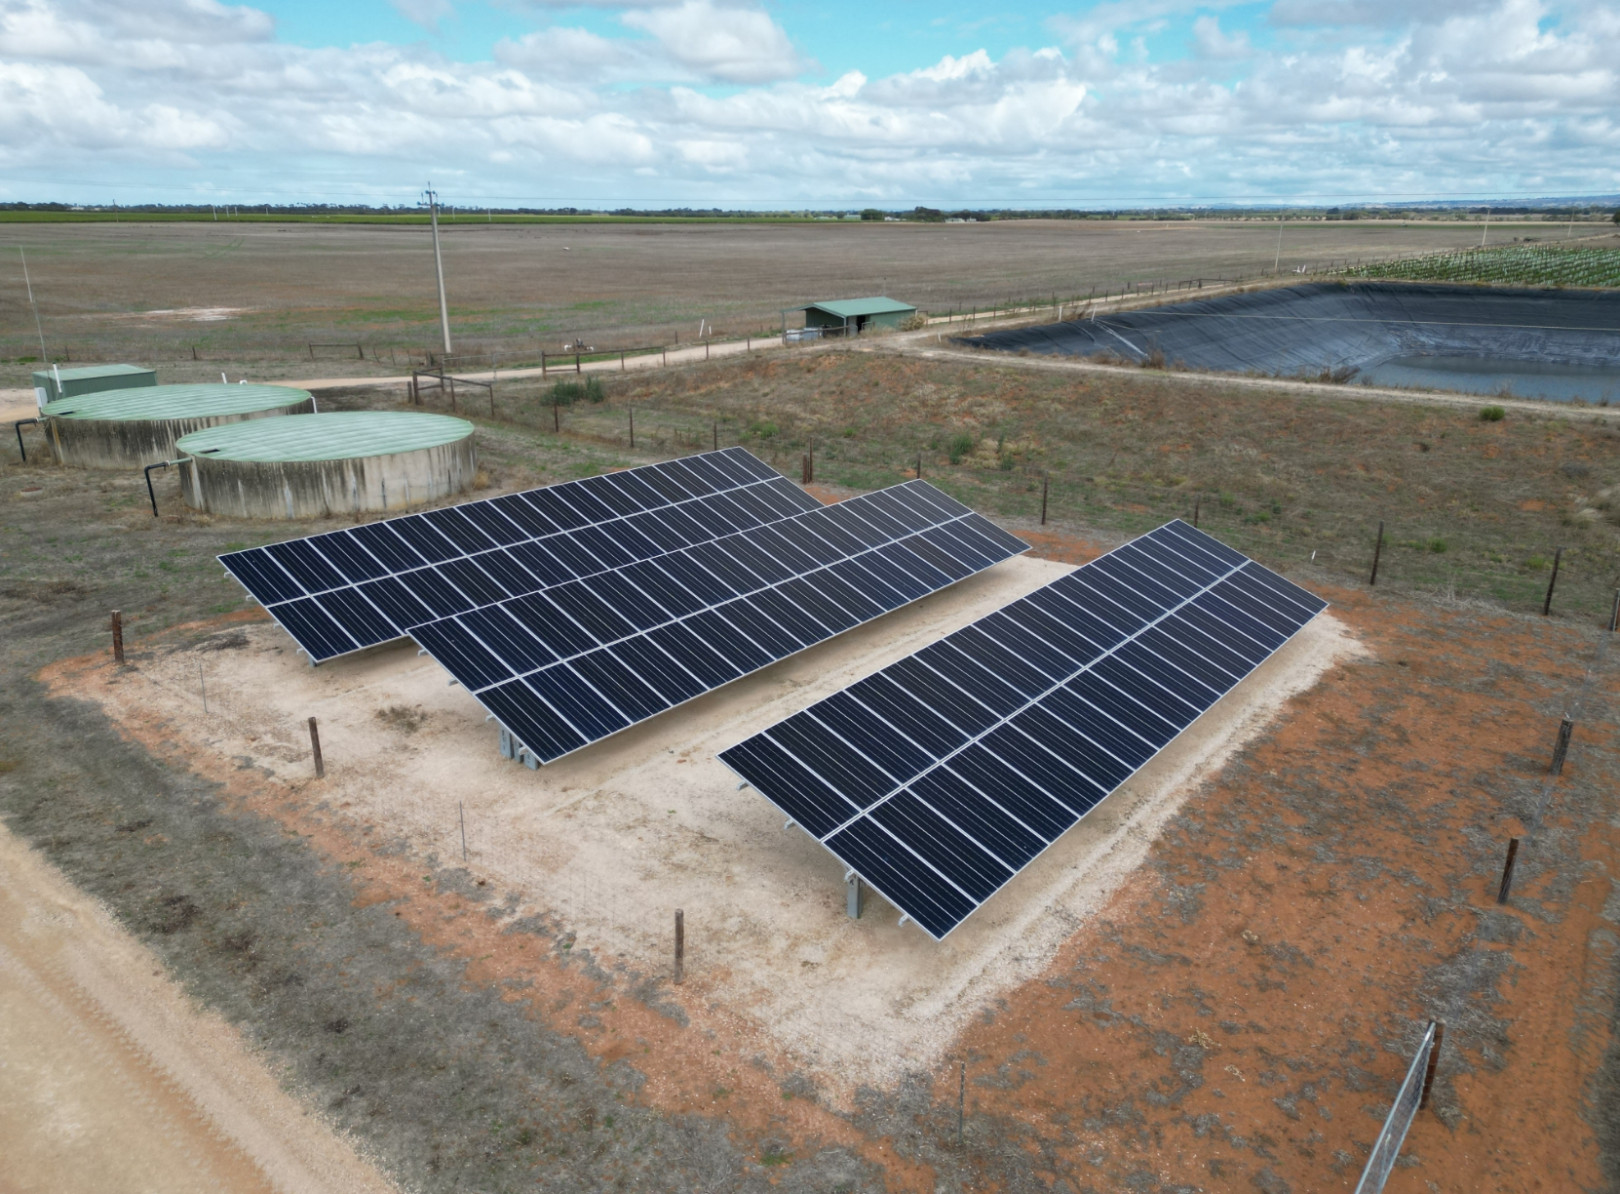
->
xmin=220 ymin=448 xmax=823 ymax=662
xmin=431 ymin=478 xmax=1030 ymax=763
xmin=720 ymin=520 xmax=1326 ymax=940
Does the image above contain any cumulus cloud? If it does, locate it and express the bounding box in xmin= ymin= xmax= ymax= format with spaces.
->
xmin=620 ymin=0 xmax=807 ymax=84
xmin=0 ymin=0 xmax=1616 ymax=204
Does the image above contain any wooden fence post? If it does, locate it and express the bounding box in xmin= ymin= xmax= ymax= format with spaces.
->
xmin=1550 ymin=715 xmax=1574 ymax=775
xmin=111 ymin=610 xmax=124 ymax=665
xmin=1040 ymin=474 xmax=1048 ymax=525
xmin=1496 ymin=838 xmax=1520 ymax=904
xmin=674 ymin=909 xmax=685 ymax=984
xmin=1419 ymin=1023 xmax=1445 ymax=1111
xmin=629 ymin=408 xmax=635 ymax=449
xmin=1542 ymin=546 xmax=1562 ymax=616
xmin=1192 ymin=496 xmax=1200 ymax=528
xmin=1369 ymin=520 xmax=1385 ymax=586
xmin=308 ymin=716 xmax=325 ymax=779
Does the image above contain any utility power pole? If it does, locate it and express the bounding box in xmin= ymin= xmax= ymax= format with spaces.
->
xmin=422 ymin=184 xmax=453 ymax=356
xmin=19 ymin=247 xmax=47 ymax=363
xmin=1273 ymin=215 xmax=1283 ymax=274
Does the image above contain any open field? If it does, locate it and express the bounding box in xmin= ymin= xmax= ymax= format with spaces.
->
xmin=3 ymin=341 xmax=1618 ymax=1192
xmin=466 ymin=347 xmax=1620 ymax=626
xmin=0 ymin=218 xmax=1529 ymax=388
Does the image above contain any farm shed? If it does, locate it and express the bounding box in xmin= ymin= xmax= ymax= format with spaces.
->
xmin=31 ymin=363 xmax=156 ymax=410
xmin=792 ymin=297 xmax=917 ymax=335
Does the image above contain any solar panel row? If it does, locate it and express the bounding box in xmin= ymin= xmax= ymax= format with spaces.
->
xmin=720 ymin=520 xmax=1325 ymax=940
xmin=447 ymin=479 xmax=1031 ymax=764
xmin=220 ymin=448 xmax=820 ymax=662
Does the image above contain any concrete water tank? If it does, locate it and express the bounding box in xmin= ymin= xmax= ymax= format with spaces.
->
xmin=175 ymin=411 xmax=476 ymax=519
xmin=41 ymin=383 xmax=314 ymax=468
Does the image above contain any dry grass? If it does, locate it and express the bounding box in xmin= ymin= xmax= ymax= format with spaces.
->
xmin=463 ymin=349 xmax=1620 ymax=624
xmin=2 ymin=218 xmax=1509 ymax=386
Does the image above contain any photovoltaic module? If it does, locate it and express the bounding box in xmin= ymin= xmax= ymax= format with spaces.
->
xmin=221 ymin=449 xmax=1029 ymax=764
xmin=720 ymin=520 xmax=1326 ymax=939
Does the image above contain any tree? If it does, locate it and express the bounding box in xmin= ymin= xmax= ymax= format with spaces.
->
xmin=860 ymin=208 xmax=886 ymax=221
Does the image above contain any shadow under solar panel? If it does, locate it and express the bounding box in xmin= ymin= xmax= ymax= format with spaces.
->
xmin=220 ymin=448 xmax=821 ymax=663
xmin=721 ymin=520 xmax=1326 ymax=940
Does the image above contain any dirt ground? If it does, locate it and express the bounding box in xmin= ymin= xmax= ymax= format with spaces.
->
xmin=1 ymin=218 xmax=1505 ymax=384
xmin=3 ymin=342 xmax=1617 ymax=1192
xmin=0 ymin=823 xmax=399 ymax=1194
xmin=43 ymin=551 xmax=1356 ymax=1093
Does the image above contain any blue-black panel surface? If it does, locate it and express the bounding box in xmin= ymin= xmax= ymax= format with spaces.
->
xmin=722 ymin=520 xmax=1325 ymax=939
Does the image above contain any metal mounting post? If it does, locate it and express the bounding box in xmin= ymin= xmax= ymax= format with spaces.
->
xmin=846 ymin=872 xmax=863 ymax=919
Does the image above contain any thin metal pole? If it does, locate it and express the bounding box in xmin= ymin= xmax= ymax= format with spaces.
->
xmin=308 ymin=716 xmax=325 ymax=779
xmin=1495 ymin=838 xmax=1520 ymax=904
xmin=1040 ymin=474 xmax=1048 ymax=525
xmin=19 ymin=246 xmax=48 ymax=363
xmin=424 ymin=186 xmax=452 ymax=356
xmin=674 ymin=908 xmax=685 ymax=984
xmin=713 ymin=421 xmax=718 ymax=451
xmin=629 ymin=408 xmax=635 ymax=449
xmin=916 ymin=452 xmax=922 ymax=480
xmin=111 ymin=610 xmax=124 ymax=665
xmin=1369 ymin=520 xmax=1384 ymax=586
xmin=1610 ymin=588 xmax=1619 ymax=633
xmin=553 ymin=398 xmax=560 ymax=433
xmin=808 ymin=439 xmax=814 ymax=483
xmin=1542 ymin=546 xmax=1562 ymax=616
xmin=1192 ymin=496 xmax=1200 ymax=528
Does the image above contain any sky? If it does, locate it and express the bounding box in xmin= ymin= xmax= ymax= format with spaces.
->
xmin=1 ymin=0 xmax=1617 ymax=209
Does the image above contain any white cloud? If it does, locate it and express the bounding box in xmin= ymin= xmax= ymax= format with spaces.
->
xmin=0 ymin=0 xmax=1615 ymax=205
xmin=1192 ymin=15 xmax=1250 ymax=59
xmin=620 ymin=0 xmax=807 ymax=84
xmin=391 ymin=0 xmax=454 ymax=31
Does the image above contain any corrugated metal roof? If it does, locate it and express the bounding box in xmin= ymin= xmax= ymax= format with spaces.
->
xmin=177 ymin=411 xmax=473 ymax=462
xmin=42 ymin=383 xmax=311 ymax=421
xmin=31 ymin=364 xmax=153 ymax=385
xmin=795 ymin=296 xmax=917 ymax=318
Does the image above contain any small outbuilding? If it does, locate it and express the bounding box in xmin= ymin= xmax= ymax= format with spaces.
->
xmin=32 ymin=363 xmax=156 ymax=410
xmin=790 ymin=297 xmax=918 ymax=336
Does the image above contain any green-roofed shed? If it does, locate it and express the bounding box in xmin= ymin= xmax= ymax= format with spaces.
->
xmin=793 ymin=297 xmax=918 ymax=335
xmin=31 ymin=363 xmax=156 ymax=409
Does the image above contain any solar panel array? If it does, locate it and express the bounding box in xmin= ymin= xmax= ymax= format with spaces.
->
xmin=220 ymin=449 xmax=821 ymax=663
xmin=720 ymin=520 xmax=1326 ymax=940
xmin=429 ymin=478 xmax=1029 ymax=763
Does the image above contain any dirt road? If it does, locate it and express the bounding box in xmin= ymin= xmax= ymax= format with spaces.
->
xmin=0 ymin=822 xmax=399 ymax=1194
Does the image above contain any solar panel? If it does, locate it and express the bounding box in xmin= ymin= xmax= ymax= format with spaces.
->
xmin=423 ymin=479 xmax=1030 ymax=764
xmin=220 ymin=448 xmax=822 ymax=662
xmin=720 ymin=520 xmax=1326 ymax=940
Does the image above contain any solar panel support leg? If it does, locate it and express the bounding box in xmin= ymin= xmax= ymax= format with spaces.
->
xmin=846 ymin=873 xmax=862 ymax=920
xmin=523 ymin=749 xmax=539 ymax=772
xmin=499 ymin=726 xmax=515 ymax=760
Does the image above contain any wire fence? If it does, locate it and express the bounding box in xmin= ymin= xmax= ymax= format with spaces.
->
xmin=1354 ymin=1021 xmax=1439 ymax=1194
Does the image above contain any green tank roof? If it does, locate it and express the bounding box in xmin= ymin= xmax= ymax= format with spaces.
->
xmin=176 ymin=411 xmax=474 ymax=463
xmin=42 ymin=383 xmax=311 ymax=421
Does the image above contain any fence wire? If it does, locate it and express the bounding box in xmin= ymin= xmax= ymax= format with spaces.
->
xmin=1354 ymin=1021 xmax=1437 ymax=1194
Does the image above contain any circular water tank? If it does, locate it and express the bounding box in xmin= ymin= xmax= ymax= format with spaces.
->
xmin=41 ymin=383 xmax=314 ymax=468
xmin=175 ymin=411 xmax=476 ymax=519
